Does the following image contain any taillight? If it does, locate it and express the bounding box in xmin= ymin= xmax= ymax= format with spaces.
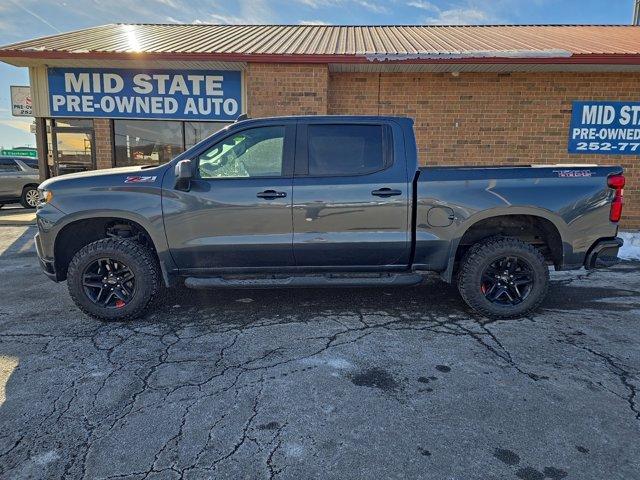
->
xmin=607 ymin=174 xmax=625 ymax=222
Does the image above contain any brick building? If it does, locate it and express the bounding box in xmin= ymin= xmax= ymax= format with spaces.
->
xmin=0 ymin=24 xmax=638 ymax=227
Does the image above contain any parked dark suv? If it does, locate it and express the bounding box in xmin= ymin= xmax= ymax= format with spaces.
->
xmin=0 ymin=156 xmax=40 ymax=208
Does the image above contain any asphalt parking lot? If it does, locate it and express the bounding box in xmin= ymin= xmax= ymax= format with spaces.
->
xmin=1 ymin=225 xmax=639 ymax=480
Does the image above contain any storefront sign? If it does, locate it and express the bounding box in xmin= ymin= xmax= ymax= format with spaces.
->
xmin=10 ymin=86 xmax=32 ymax=116
xmin=48 ymin=68 xmax=242 ymax=121
xmin=569 ymin=101 xmax=640 ymax=154
xmin=1 ymin=148 xmax=37 ymax=158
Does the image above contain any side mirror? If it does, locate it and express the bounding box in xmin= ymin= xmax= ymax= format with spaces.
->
xmin=175 ymin=159 xmax=193 ymax=191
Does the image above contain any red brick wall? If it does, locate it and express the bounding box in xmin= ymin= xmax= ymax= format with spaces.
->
xmin=328 ymin=72 xmax=640 ymax=229
xmin=247 ymin=63 xmax=328 ymax=117
xmin=93 ymin=118 xmax=113 ymax=170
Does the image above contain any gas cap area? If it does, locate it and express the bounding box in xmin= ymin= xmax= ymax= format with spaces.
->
xmin=427 ymin=206 xmax=455 ymax=227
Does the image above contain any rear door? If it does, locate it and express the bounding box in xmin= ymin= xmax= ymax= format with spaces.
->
xmin=0 ymin=158 xmax=22 ymax=198
xmin=163 ymin=122 xmax=296 ymax=270
xmin=292 ymin=120 xmax=411 ymax=268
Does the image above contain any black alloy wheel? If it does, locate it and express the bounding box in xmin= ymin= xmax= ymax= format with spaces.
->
xmin=480 ymin=256 xmax=534 ymax=306
xmin=82 ymin=257 xmax=136 ymax=309
xmin=457 ymin=236 xmax=550 ymax=319
xmin=67 ymin=238 xmax=160 ymax=321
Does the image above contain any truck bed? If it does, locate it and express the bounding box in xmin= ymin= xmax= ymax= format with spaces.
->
xmin=413 ymin=164 xmax=622 ymax=275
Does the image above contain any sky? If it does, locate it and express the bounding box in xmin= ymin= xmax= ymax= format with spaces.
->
xmin=0 ymin=0 xmax=636 ymax=148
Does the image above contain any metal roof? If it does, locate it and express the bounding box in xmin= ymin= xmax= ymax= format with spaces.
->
xmin=2 ymin=24 xmax=640 ymax=65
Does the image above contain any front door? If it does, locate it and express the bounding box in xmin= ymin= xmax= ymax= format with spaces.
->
xmin=163 ymin=123 xmax=295 ymax=271
xmin=51 ymin=120 xmax=96 ymax=175
xmin=292 ymin=121 xmax=411 ymax=268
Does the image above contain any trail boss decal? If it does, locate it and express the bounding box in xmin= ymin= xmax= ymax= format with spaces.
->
xmin=124 ymin=175 xmax=157 ymax=183
xmin=553 ymin=170 xmax=593 ymax=178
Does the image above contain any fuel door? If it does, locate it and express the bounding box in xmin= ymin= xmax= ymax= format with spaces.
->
xmin=427 ymin=206 xmax=455 ymax=227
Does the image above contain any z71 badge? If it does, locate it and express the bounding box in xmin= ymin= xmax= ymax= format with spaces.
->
xmin=552 ymin=170 xmax=593 ymax=178
xmin=124 ymin=175 xmax=157 ymax=183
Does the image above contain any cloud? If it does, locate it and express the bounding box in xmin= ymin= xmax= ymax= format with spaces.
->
xmin=295 ymin=0 xmax=387 ymax=13
xmin=410 ymin=1 xmax=497 ymax=25
xmin=354 ymin=0 xmax=388 ymax=13
xmin=153 ymin=0 xmax=180 ymax=8
xmin=407 ymin=0 xmax=439 ymax=11
xmin=192 ymin=0 xmax=276 ymax=24
xmin=7 ymin=0 xmax=60 ymax=33
xmin=425 ymin=7 xmax=490 ymax=24
xmin=299 ymin=20 xmax=332 ymax=25
xmin=294 ymin=0 xmax=337 ymax=7
xmin=0 ymin=118 xmax=33 ymax=134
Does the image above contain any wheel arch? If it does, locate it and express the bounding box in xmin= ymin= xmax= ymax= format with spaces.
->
xmin=441 ymin=209 xmax=566 ymax=283
xmin=52 ymin=212 xmax=173 ymax=286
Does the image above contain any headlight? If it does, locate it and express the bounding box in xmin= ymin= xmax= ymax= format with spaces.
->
xmin=38 ymin=189 xmax=53 ymax=204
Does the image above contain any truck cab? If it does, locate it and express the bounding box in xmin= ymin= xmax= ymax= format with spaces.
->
xmin=162 ymin=116 xmax=412 ymax=272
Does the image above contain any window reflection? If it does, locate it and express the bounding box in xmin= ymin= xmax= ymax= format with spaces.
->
xmin=114 ymin=120 xmax=184 ymax=166
xmin=185 ymin=122 xmax=229 ymax=149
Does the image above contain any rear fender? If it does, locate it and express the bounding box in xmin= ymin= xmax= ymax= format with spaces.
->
xmin=440 ymin=207 xmax=568 ymax=283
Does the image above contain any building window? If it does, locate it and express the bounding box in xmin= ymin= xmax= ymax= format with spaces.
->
xmin=53 ymin=119 xmax=93 ymax=128
xmin=114 ymin=120 xmax=184 ymax=166
xmin=185 ymin=122 xmax=228 ymax=149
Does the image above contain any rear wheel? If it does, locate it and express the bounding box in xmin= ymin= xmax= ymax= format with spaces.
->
xmin=20 ymin=186 xmax=39 ymax=209
xmin=67 ymin=238 xmax=160 ymax=321
xmin=457 ymin=237 xmax=549 ymax=319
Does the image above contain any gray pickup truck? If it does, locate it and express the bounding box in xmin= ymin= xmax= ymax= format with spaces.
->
xmin=35 ymin=115 xmax=625 ymax=320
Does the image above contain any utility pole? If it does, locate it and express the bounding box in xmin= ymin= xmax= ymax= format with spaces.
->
xmin=634 ymin=0 xmax=640 ymax=25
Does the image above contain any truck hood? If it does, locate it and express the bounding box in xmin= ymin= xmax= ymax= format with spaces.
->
xmin=39 ymin=164 xmax=169 ymax=190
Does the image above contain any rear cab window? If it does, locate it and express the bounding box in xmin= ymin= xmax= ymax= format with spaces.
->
xmin=303 ymin=124 xmax=389 ymax=176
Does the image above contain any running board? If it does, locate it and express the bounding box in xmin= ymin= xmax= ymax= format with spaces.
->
xmin=184 ymin=273 xmax=423 ymax=289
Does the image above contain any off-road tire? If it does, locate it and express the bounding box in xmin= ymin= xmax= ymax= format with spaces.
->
xmin=20 ymin=186 xmax=39 ymax=209
xmin=67 ymin=238 xmax=160 ymax=321
xmin=457 ymin=236 xmax=549 ymax=319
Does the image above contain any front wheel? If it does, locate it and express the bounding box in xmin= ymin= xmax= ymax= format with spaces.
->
xmin=457 ymin=237 xmax=549 ymax=319
xmin=67 ymin=238 xmax=160 ymax=321
xmin=20 ymin=186 xmax=39 ymax=209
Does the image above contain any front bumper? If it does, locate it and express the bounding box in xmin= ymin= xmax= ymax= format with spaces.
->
xmin=584 ymin=237 xmax=624 ymax=269
xmin=34 ymin=232 xmax=58 ymax=281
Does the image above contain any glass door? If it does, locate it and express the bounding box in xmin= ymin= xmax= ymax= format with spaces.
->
xmin=51 ymin=120 xmax=96 ymax=175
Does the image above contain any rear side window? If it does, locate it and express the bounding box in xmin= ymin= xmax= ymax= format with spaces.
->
xmin=307 ymin=124 xmax=385 ymax=176
xmin=0 ymin=158 xmax=19 ymax=172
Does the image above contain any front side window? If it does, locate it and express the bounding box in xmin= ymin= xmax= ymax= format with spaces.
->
xmin=307 ymin=124 xmax=385 ymax=176
xmin=114 ymin=120 xmax=184 ymax=167
xmin=198 ymin=126 xmax=285 ymax=179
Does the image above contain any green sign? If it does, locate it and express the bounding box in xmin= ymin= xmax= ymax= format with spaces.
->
xmin=0 ymin=149 xmax=37 ymax=158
